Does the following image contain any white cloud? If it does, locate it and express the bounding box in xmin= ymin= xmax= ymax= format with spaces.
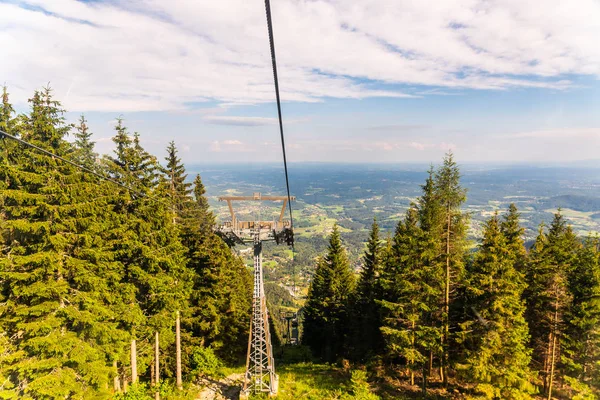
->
xmin=439 ymin=142 xmax=458 ymax=151
xmin=1 ymin=0 xmax=599 ymax=112
xmin=203 ymin=116 xmax=277 ymax=126
xmin=409 ymin=142 xmax=428 ymax=151
xmin=209 ymin=139 xmax=247 ymax=152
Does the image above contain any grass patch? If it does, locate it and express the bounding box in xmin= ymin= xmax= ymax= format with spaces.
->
xmin=295 ymin=217 xmax=352 ymax=237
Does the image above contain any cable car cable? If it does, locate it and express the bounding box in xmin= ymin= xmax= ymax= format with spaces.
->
xmin=264 ymin=0 xmax=296 ymax=295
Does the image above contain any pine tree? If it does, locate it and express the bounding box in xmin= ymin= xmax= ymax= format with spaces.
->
xmin=193 ymin=174 xmax=213 ymax=235
xmin=106 ymin=119 xmax=158 ymax=192
xmin=352 ymin=218 xmax=383 ymax=360
xmin=526 ymin=212 xmax=579 ymax=398
xmin=0 ymin=86 xmax=20 ymax=399
xmin=501 ymin=203 xmax=527 ymax=268
xmin=0 ymin=86 xmax=22 ymax=172
xmin=72 ymin=114 xmax=97 ymax=169
xmin=415 ymin=166 xmax=445 ymax=381
xmin=162 ymin=141 xmax=191 ymax=225
xmin=303 ymin=224 xmax=356 ymax=362
xmin=461 ymin=213 xmax=532 ymax=399
xmin=380 ymin=206 xmax=439 ymax=391
xmin=563 ymin=237 xmax=600 ymax=395
xmin=434 ymin=152 xmax=468 ymax=385
xmin=0 ymin=85 xmax=17 ymax=134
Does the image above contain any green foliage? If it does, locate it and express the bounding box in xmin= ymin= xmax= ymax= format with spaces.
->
xmin=278 ymin=345 xmax=314 ymax=364
xmin=190 ymin=346 xmax=224 ymax=379
xmin=113 ymin=383 xmax=150 ymax=400
xmin=435 ymin=152 xmax=469 ymax=383
xmin=111 ymin=381 xmax=196 ymax=400
xmin=501 ymin=203 xmax=527 ymax=263
xmin=525 ymin=211 xmax=579 ymax=396
xmin=0 ymin=86 xmax=251 ymax=399
xmin=351 ymin=219 xmax=384 ymax=361
xmin=303 ymin=224 xmax=356 ymax=362
xmin=72 ymin=114 xmax=97 ymax=168
xmin=563 ymin=238 xmax=600 ymax=395
xmin=265 ymin=363 xmax=383 ymax=400
xmin=564 ymin=376 xmax=597 ymax=400
xmin=460 ymin=212 xmax=532 ymax=399
xmin=380 ymin=205 xmax=440 ymax=387
xmin=342 ymin=369 xmax=380 ymax=400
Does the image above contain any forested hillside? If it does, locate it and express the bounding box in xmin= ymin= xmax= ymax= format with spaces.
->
xmin=0 ymin=86 xmax=252 ymax=399
xmin=302 ymin=154 xmax=600 ymax=399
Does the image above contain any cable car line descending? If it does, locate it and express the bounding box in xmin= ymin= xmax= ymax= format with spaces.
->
xmin=265 ymin=0 xmax=294 ymax=236
xmin=264 ymin=0 xmax=297 ymax=294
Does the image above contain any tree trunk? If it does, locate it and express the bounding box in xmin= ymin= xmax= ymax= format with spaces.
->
xmin=410 ymin=320 xmax=415 ymax=386
xmin=429 ymin=350 xmax=433 ymax=378
xmin=443 ymin=208 xmax=451 ymax=388
xmin=131 ymin=339 xmax=138 ymax=384
xmin=547 ymin=290 xmax=560 ymax=400
xmin=544 ymin=331 xmax=552 ymax=393
xmin=155 ymin=331 xmax=160 ymax=384
xmin=113 ymin=360 xmax=121 ymax=392
xmin=176 ymin=311 xmax=182 ymax=389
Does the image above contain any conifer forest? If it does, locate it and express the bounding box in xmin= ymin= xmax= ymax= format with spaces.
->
xmin=1 ymin=86 xmax=600 ymax=400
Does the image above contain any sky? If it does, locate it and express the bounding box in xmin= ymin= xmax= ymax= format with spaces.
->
xmin=1 ymin=0 xmax=600 ymax=164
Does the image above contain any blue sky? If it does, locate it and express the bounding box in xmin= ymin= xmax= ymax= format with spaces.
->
xmin=1 ymin=0 xmax=599 ymax=163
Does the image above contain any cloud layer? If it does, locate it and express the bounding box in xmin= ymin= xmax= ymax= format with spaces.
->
xmin=1 ymin=0 xmax=599 ymax=112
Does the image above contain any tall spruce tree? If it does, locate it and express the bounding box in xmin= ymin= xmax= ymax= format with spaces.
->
xmin=0 ymin=86 xmax=19 ymax=168
xmin=563 ymin=237 xmax=600 ymax=396
xmin=461 ymin=213 xmax=532 ymax=399
xmin=415 ymin=166 xmax=445 ymax=380
xmin=434 ymin=152 xmax=468 ymax=385
xmin=162 ymin=141 xmax=191 ymax=225
xmin=0 ymin=86 xmax=20 ymax=399
xmin=352 ymin=218 xmax=384 ymax=361
xmin=501 ymin=203 xmax=527 ymax=267
xmin=1 ymin=86 xmax=16 ymax=134
xmin=72 ymin=114 xmax=97 ymax=169
xmin=526 ymin=212 xmax=579 ymax=398
xmin=381 ymin=206 xmax=439 ymax=391
xmin=106 ymin=119 xmax=158 ymax=192
xmin=303 ymin=224 xmax=356 ymax=362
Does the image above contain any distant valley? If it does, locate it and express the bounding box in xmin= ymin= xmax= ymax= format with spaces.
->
xmin=191 ymin=162 xmax=600 ymax=242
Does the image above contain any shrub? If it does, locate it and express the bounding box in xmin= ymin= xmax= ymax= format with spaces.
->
xmin=342 ymin=369 xmax=380 ymax=400
xmin=190 ymin=346 xmax=224 ymax=379
xmin=113 ymin=383 xmax=150 ymax=400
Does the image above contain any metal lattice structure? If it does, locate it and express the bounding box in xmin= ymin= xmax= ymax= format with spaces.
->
xmin=215 ymin=193 xmax=294 ymax=398
xmin=242 ymin=233 xmax=278 ymax=397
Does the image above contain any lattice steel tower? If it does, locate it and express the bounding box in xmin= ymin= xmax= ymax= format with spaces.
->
xmin=215 ymin=193 xmax=294 ymax=398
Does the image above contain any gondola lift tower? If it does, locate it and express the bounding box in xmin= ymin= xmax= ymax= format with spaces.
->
xmin=216 ymin=193 xmax=294 ymax=398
